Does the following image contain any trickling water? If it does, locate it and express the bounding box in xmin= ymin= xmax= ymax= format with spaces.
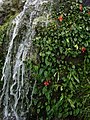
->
xmin=0 ymin=0 xmax=53 ymax=119
xmin=0 ymin=0 xmax=3 ymax=3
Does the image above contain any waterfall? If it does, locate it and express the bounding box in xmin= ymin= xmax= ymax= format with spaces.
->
xmin=0 ymin=0 xmax=53 ymax=119
xmin=0 ymin=0 xmax=3 ymax=3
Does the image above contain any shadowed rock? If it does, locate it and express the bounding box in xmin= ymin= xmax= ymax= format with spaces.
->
xmin=83 ymin=0 xmax=90 ymax=6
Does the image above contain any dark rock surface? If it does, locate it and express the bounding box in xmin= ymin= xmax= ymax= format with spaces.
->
xmin=83 ymin=0 xmax=90 ymax=6
xmin=0 ymin=0 xmax=26 ymax=25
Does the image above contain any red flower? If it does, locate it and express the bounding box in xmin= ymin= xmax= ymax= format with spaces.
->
xmin=58 ymin=15 xmax=63 ymax=22
xmin=44 ymin=81 xmax=49 ymax=86
xmin=79 ymin=4 xmax=83 ymax=11
xmin=81 ymin=47 xmax=86 ymax=53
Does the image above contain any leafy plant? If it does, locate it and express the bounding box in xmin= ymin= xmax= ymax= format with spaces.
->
xmin=25 ymin=0 xmax=90 ymax=119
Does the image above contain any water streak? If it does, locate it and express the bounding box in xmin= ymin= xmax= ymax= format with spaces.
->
xmin=0 ymin=0 xmax=53 ymax=119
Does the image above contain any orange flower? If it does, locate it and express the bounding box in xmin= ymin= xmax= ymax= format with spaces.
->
xmin=58 ymin=15 xmax=63 ymax=22
xmin=79 ymin=4 xmax=83 ymax=11
xmin=81 ymin=47 xmax=86 ymax=53
xmin=44 ymin=81 xmax=49 ymax=86
xmin=44 ymin=80 xmax=51 ymax=86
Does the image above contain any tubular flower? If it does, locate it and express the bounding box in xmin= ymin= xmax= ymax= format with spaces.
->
xmin=79 ymin=4 xmax=83 ymax=11
xmin=44 ymin=81 xmax=49 ymax=86
xmin=81 ymin=47 xmax=86 ymax=53
xmin=58 ymin=15 xmax=63 ymax=22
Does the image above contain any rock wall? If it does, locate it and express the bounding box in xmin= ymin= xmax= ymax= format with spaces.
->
xmin=0 ymin=0 xmax=26 ymax=25
xmin=83 ymin=0 xmax=90 ymax=6
xmin=0 ymin=1 xmax=26 ymax=119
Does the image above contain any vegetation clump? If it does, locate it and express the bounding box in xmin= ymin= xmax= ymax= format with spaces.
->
xmin=25 ymin=1 xmax=90 ymax=120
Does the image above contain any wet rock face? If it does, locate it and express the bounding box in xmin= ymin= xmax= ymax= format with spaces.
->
xmin=0 ymin=14 xmax=4 ymax=25
xmin=83 ymin=0 xmax=90 ymax=6
xmin=0 ymin=0 xmax=26 ymax=25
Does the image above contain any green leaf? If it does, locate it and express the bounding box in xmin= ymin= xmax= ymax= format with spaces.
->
xmin=67 ymin=98 xmax=75 ymax=108
xmin=75 ymin=108 xmax=80 ymax=115
xmin=37 ymin=109 xmax=40 ymax=113
xmin=42 ymin=87 xmax=47 ymax=94
xmin=73 ymin=75 xmax=80 ymax=83
xmin=46 ymin=105 xmax=50 ymax=112
xmin=39 ymin=68 xmax=44 ymax=74
xmin=44 ymin=71 xmax=48 ymax=78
